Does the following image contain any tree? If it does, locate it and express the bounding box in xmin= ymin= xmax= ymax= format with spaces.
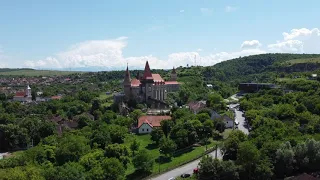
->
xmin=91 ymin=99 xmax=101 ymax=114
xmin=55 ymin=134 xmax=90 ymax=165
xmin=160 ymin=120 xmax=174 ymax=138
xmin=107 ymin=124 xmax=128 ymax=144
xmin=55 ymin=162 xmax=86 ymax=180
xmin=90 ymin=124 xmax=111 ymax=149
xmin=222 ymin=130 xmax=247 ymax=160
xmin=159 ymin=137 xmax=177 ymax=158
xmin=275 ymin=141 xmax=295 ymax=178
xmin=196 ymin=113 xmax=211 ymax=123
xmin=130 ymin=138 xmax=140 ymax=156
xmin=150 ymin=128 xmax=164 ymax=145
xmin=198 ymin=155 xmax=239 ymax=180
xmin=0 ymin=124 xmax=29 ymax=150
xmin=130 ymin=109 xmax=143 ymax=125
xmin=132 ymin=149 xmax=154 ymax=173
xmin=105 ymin=144 xmax=130 ymax=168
xmin=237 ymin=141 xmax=267 ymax=180
xmin=207 ymin=93 xmax=225 ymax=111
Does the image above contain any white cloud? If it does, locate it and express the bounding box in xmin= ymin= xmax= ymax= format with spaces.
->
xmin=267 ymin=28 xmax=320 ymax=53
xmin=268 ymin=40 xmax=304 ymax=53
xmin=200 ymin=8 xmax=213 ymax=16
xmin=225 ymin=6 xmax=237 ymax=12
xmin=180 ymin=10 xmax=184 ymax=13
xmin=241 ymin=40 xmax=262 ymax=49
xmin=22 ymin=27 xmax=320 ymax=70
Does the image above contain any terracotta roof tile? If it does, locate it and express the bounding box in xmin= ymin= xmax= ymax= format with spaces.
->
xmin=138 ymin=116 xmax=172 ymax=128
xmin=15 ymin=92 xmax=26 ymax=97
xmin=131 ymin=78 xmax=141 ymax=87
xmin=151 ymin=74 xmax=164 ymax=82
xmin=165 ymin=81 xmax=179 ymax=85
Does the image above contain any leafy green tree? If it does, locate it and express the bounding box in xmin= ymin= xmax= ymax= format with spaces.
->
xmin=129 ymin=109 xmax=143 ymax=125
xmin=90 ymin=124 xmax=111 ymax=148
xmin=159 ymin=137 xmax=177 ymax=158
xmin=78 ymin=115 xmax=92 ymax=128
xmin=132 ymin=149 xmax=154 ymax=173
xmin=207 ymin=93 xmax=225 ymax=111
xmin=160 ymin=120 xmax=174 ymax=137
xmin=55 ymin=162 xmax=86 ymax=180
xmin=0 ymin=124 xmax=29 ymax=150
xmin=275 ymin=141 xmax=295 ymax=178
xmin=222 ymin=130 xmax=247 ymax=160
xmin=150 ymin=128 xmax=164 ymax=145
xmin=108 ymin=124 xmax=128 ymax=144
xmin=130 ymin=138 xmax=140 ymax=156
xmin=198 ymin=155 xmax=239 ymax=180
xmin=55 ymin=134 xmax=90 ymax=165
xmin=196 ymin=113 xmax=211 ymax=123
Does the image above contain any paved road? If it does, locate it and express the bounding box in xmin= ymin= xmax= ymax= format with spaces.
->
xmin=228 ymin=103 xmax=249 ymax=135
xmin=150 ymin=149 xmax=222 ymax=180
xmin=150 ymin=103 xmax=248 ymax=180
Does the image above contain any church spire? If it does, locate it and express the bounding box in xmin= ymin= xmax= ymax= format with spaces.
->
xmin=172 ymin=67 xmax=176 ymax=74
xmin=124 ymin=63 xmax=131 ymax=84
xmin=143 ymin=61 xmax=152 ymax=79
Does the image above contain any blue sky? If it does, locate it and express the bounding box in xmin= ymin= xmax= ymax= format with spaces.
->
xmin=0 ymin=0 xmax=320 ymax=70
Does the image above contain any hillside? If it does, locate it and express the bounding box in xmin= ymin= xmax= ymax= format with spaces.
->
xmin=0 ymin=68 xmax=83 ymax=76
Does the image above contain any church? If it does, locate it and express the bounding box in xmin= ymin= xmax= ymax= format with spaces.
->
xmin=13 ymin=85 xmax=32 ymax=102
xmin=123 ymin=61 xmax=180 ymax=105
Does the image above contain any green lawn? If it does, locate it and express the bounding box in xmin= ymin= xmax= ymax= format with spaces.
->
xmin=124 ymin=134 xmax=218 ymax=178
xmin=98 ymin=93 xmax=113 ymax=107
xmin=0 ymin=69 xmax=81 ymax=76
xmin=283 ymin=57 xmax=320 ymax=65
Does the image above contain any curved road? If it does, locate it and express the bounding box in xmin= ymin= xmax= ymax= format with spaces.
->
xmin=150 ymin=104 xmax=247 ymax=180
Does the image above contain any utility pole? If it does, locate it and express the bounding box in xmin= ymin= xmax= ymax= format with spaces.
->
xmin=215 ymin=144 xmax=218 ymax=159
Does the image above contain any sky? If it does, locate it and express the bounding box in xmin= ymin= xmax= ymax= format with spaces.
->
xmin=0 ymin=0 xmax=320 ymax=70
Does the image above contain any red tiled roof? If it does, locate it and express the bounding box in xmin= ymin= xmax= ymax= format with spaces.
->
xmin=188 ymin=101 xmax=206 ymax=111
xmin=152 ymin=74 xmax=164 ymax=82
xmin=138 ymin=116 xmax=172 ymax=128
xmin=15 ymin=91 xmax=26 ymax=97
xmin=51 ymin=96 xmax=62 ymax=100
xmin=131 ymin=78 xmax=141 ymax=87
xmin=165 ymin=81 xmax=179 ymax=85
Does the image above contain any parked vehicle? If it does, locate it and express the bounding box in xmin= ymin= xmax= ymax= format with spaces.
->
xmin=181 ymin=173 xmax=191 ymax=178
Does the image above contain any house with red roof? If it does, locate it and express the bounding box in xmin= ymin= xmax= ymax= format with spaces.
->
xmin=123 ymin=61 xmax=180 ymax=105
xmin=138 ymin=115 xmax=172 ymax=134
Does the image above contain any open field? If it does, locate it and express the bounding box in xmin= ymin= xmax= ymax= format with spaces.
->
xmin=124 ymin=134 xmax=218 ymax=178
xmin=283 ymin=58 xmax=320 ymax=65
xmin=0 ymin=69 xmax=82 ymax=76
xmin=98 ymin=92 xmax=114 ymax=107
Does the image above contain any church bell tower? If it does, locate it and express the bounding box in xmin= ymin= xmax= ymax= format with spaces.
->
xmin=123 ymin=64 xmax=131 ymax=99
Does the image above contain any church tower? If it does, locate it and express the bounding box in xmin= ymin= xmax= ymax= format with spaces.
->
xmin=123 ymin=64 xmax=131 ymax=99
xmin=26 ymin=85 xmax=32 ymax=98
xmin=141 ymin=61 xmax=154 ymax=101
xmin=170 ymin=67 xmax=177 ymax=81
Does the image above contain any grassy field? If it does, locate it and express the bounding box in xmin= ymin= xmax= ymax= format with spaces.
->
xmin=98 ymin=93 xmax=113 ymax=107
xmin=124 ymin=134 xmax=218 ymax=178
xmin=0 ymin=69 xmax=82 ymax=76
xmin=283 ymin=58 xmax=320 ymax=65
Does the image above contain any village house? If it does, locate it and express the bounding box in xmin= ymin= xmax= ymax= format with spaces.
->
xmin=211 ymin=111 xmax=234 ymax=128
xmin=188 ymin=100 xmax=207 ymax=114
xmin=137 ymin=115 xmax=172 ymax=134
